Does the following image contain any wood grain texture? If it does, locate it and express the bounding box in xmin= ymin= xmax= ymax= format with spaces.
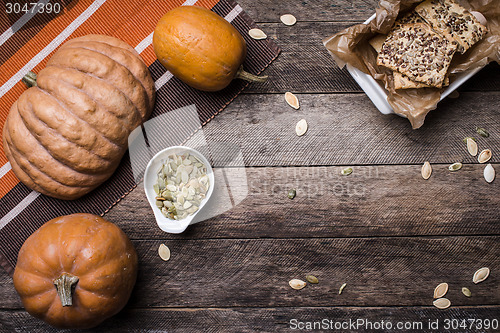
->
xmin=245 ymin=22 xmax=361 ymax=93
xmin=243 ymin=23 xmax=500 ymax=93
xmin=1 ymin=237 xmax=498 ymax=309
xmin=1 ymin=0 xmax=499 ymax=330
xmin=103 ymin=165 xmax=500 ymax=240
xmin=1 ymin=306 xmax=499 ymax=332
xmin=238 ymin=0 xmax=378 ymax=22
xmin=193 ymin=92 xmax=500 ymax=166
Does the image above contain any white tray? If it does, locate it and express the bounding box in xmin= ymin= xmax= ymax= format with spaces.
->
xmin=329 ymin=13 xmax=483 ymax=115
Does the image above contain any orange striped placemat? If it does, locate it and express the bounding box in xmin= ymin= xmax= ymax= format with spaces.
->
xmin=0 ymin=0 xmax=280 ymax=274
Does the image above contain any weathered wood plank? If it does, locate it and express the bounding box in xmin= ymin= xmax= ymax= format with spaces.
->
xmin=246 ymin=22 xmax=361 ymax=93
xmin=132 ymin=236 xmax=499 ymax=308
xmin=238 ymin=0 xmax=378 ymax=23
xmin=195 ymin=92 xmax=500 ymax=166
xmin=1 ymin=306 xmax=499 ymax=332
xmin=243 ymin=23 xmax=500 ymax=93
xmin=104 ymin=165 xmax=500 ymax=240
xmin=1 ymin=237 xmax=498 ymax=309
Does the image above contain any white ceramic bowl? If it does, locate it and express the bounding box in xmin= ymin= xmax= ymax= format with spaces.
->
xmin=325 ymin=13 xmax=483 ymax=115
xmin=144 ymin=146 xmax=214 ymax=234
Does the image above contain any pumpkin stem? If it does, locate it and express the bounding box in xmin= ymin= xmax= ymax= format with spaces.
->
xmin=54 ymin=273 xmax=79 ymax=307
xmin=235 ymin=66 xmax=268 ymax=84
xmin=22 ymin=71 xmax=37 ymax=87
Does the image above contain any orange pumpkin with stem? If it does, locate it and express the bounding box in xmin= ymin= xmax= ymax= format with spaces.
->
xmin=13 ymin=214 xmax=138 ymax=329
xmin=153 ymin=5 xmax=267 ymax=91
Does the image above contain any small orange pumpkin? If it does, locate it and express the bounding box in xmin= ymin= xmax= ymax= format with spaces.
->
xmin=153 ymin=5 xmax=266 ymax=91
xmin=13 ymin=214 xmax=138 ymax=329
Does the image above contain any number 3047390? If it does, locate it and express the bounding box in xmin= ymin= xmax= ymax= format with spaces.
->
xmin=443 ymin=319 xmax=499 ymax=330
xmin=5 ymin=2 xmax=61 ymax=14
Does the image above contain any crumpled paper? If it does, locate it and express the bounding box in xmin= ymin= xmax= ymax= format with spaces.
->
xmin=323 ymin=0 xmax=500 ymax=129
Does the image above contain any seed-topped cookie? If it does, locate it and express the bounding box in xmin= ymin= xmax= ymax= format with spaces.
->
xmin=370 ymin=32 xmax=449 ymax=90
xmin=377 ymin=23 xmax=457 ymax=88
xmin=415 ymin=0 xmax=487 ymax=54
xmin=393 ymin=71 xmax=449 ymax=90
xmin=393 ymin=11 xmax=425 ymax=30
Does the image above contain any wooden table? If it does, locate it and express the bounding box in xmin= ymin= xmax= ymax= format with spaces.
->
xmin=1 ymin=0 xmax=499 ymax=331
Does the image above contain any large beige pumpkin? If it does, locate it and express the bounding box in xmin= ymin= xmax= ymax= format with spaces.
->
xmin=2 ymin=35 xmax=155 ymax=200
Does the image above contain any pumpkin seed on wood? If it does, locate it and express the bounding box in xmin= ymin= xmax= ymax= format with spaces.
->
xmin=476 ymin=127 xmax=490 ymax=138
xmin=433 ymin=298 xmax=451 ymax=309
xmin=473 ymin=267 xmax=490 ymax=284
xmin=158 ymin=244 xmax=171 ymax=261
xmin=248 ymin=28 xmax=267 ymax=40
xmin=448 ymin=90 xmax=459 ymax=99
xmin=462 ymin=287 xmax=472 ymax=297
xmin=466 ymin=138 xmax=478 ymax=156
xmin=285 ymin=92 xmax=300 ymax=109
xmin=339 ymin=283 xmax=347 ymax=294
xmin=478 ymin=149 xmax=492 ymax=163
xmin=448 ymin=162 xmax=462 ymax=171
xmin=280 ymin=14 xmax=297 ymax=26
xmin=484 ymin=164 xmax=495 ymax=183
xmin=421 ymin=161 xmax=432 ymax=180
xmin=289 ymin=279 xmax=306 ymax=290
xmin=341 ymin=167 xmax=353 ymax=176
xmin=295 ymin=119 xmax=308 ymax=136
xmin=306 ymin=275 xmax=318 ymax=284
xmin=433 ymin=283 xmax=448 ymax=298
xmin=287 ymin=189 xmax=296 ymax=199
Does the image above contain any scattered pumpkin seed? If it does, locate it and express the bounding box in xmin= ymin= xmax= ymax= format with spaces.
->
xmin=448 ymin=162 xmax=462 ymax=171
xmin=280 ymin=14 xmax=297 ymax=26
xmin=448 ymin=91 xmax=459 ymax=99
xmin=306 ymin=275 xmax=318 ymax=284
xmin=285 ymin=92 xmax=300 ymax=109
xmin=466 ymin=138 xmax=478 ymax=156
xmin=476 ymin=127 xmax=490 ymax=138
xmin=295 ymin=119 xmax=308 ymax=136
xmin=158 ymin=244 xmax=171 ymax=261
xmin=484 ymin=164 xmax=495 ymax=183
xmin=338 ymin=283 xmax=347 ymax=295
xmin=421 ymin=161 xmax=432 ymax=180
xmin=341 ymin=167 xmax=353 ymax=176
xmin=462 ymin=287 xmax=472 ymax=297
xmin=287 ymin=189 xmax=296 ymax=199
xmin=433 ymin=282 xmax=448 ymax=298
xmin=433 ymin=298 xmax=451 ymax=309
xmin=477 ymin=149 xmax=492 ymax=164
xmin=473 ymin=267 xmax=490 ymax=284
xmin=289 ymin=279 xmax=306 ymax=290
xmin=248 ymin=28 xmax=267 ymax=40
xmin=462 ymin=137 xmax=476 ymax=143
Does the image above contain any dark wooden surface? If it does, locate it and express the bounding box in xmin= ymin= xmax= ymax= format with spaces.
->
xmin=1 ymin=0 xmax=499 ymax=332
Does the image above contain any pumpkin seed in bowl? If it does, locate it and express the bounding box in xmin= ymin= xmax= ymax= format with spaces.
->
xmin=154 ymin=152 xmax=210 ymax=220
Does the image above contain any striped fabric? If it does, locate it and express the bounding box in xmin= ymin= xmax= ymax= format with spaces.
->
xmin=0 ymin=0 xmax=280 ymax=274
